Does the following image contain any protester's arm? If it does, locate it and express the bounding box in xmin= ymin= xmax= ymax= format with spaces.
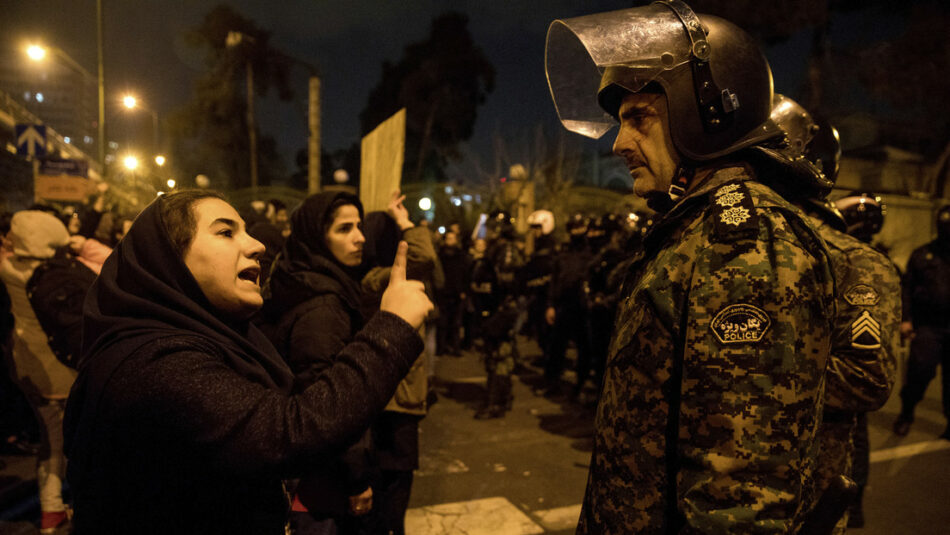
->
xmin=117 ymin=311 xmax=421 ymax=478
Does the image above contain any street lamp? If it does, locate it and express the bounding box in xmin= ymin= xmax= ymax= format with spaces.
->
xmin=24 ymin=40 xmax=105 ymax=170
xmin=155 ymin=155 xmax=166 ymax=167
xmin=121 ymin=93 xmax=160 ymax=153
xmin=123 ymin=155 xmax=139 ymax=171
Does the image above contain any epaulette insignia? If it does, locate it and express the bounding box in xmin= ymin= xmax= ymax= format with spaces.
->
xmin=844 ymin=284 xmax=880 ymax=306
xmin=711 ymin=181 xmax=757 ymax=241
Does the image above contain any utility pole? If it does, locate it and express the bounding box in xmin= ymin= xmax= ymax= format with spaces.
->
xmin=308 ymin=76 xmax=320 ymax=194
xmin=245 ymin=59 xmax=258 ymax=191
xmin=227 ymin=31 xmax=259 ymax=192
xmin=96 ymin=0 xmax=105 ymax=170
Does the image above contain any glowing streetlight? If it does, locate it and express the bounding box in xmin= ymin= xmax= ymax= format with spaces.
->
xmin=121 ymin=94 xmax=160 ymax=152
xmin=24 ymin=41 xmax=105 ymax=169
xmin=123 ymin=155 xmax=139 ymax=171
xmin=26 ymin=45 xmax=47 ymax=61
xmin=154 ymin=155 xmax=166 ymax=166
xmin=166 ymin=179 xmax=176 ymax=189
xmin=418 ymin=197 xmax=432 ymax=211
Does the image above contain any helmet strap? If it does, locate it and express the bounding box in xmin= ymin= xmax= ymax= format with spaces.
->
xmin=668 ymin=166 xmax=694 ymax=202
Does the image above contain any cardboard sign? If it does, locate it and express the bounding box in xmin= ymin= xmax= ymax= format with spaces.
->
xmin=360 ymin=108 xmax=405 ymax=213
xmin=35 ymin=175 xmax=97 ymax=202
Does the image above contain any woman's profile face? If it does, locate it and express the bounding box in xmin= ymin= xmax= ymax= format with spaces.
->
xmin=325 ymin=204 xmax=364 ymax=267
xmin=183 ymin=198 xmax=266 ymax=319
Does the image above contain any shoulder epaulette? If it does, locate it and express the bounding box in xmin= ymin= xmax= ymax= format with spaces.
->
xmin=709 ymin=180 xmax=758 ymax=242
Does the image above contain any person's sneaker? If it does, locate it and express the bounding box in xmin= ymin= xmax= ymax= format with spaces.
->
xmin=892 ymin=415 xmax=912 ymax=437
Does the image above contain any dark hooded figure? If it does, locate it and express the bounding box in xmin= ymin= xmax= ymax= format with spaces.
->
xmin=64 ymin=190 xmax=431 ymax=535
xmin=261 ymin=191 xmax=375 ymax=533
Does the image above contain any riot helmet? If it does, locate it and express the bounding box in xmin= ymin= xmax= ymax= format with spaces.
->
xmin=546 ymin=0 xmax=781 ymax=162
xmin=588 ymin=213 xmax=621 ymax=250
xmin=807 ymin=118 xmax=841 ymax=184
xmin=835 ymin=192 xmax=885 ymax=243
xmin=527 ymin=209 xmax=556 ymax=236
xmin=487 ymin=209 xmax=515 ymax=240
xmin=752 ymin=94 xmax=835 ymax=199
xmin=566 ymin=212 xmax=589 ymax=233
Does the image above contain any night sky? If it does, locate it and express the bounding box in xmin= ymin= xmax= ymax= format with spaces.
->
xmin=4 ymin=1 xmax=926 ymax=174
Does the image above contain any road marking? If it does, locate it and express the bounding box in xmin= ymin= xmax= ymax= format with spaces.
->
xmin=405 ymin=497 xmax=544 ymax=534
xmin=533 ymin=504 xmax=582 ymax=531
xmin=869 ymin=440 xmax=950 ymax=463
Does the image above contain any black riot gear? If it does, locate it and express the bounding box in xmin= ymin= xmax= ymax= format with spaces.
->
xmin=546 ymin=0 xmax=781 ymax=161
xmin=753 ymin=94 xmax=837 ymax=199
xmin=487 ymin=210 xmax=515 ymax=240
xmin=835 ymin=192 xmax=885 ymax=243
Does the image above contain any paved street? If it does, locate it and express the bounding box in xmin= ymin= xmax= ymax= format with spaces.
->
xmin=2 ymin=338 xmax=949 ymax=534
xmin=407 ymin=338 xmax=950 ymax=535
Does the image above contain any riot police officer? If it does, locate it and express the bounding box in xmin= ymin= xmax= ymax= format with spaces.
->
xmin=893 ymin=203 xmax=950 ymax=439
xmin=582 ymin=213 xmax=628 ymax=403
xmin=539 ymin=212 xmax=592 ymax=397
xmin=520 ymin=210 xmax=557 ymax=350
xmin=760 ymin=96 xmax=901 ymax=531
xmin=474 ymin=211 xmax=524 ymax=419
xmin=546 ymin=2 xmax=835 ymax=531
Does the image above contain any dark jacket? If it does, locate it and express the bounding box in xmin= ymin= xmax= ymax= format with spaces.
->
xmin=64 ymin=196 xmax=422 ymax=535
xmin=262 ymin=191 xmax=374 ymax=514
xmin=437 ymin=243 xmax=470 ymax=297
xmin=902 ymin=239 xmax=950 ymax=328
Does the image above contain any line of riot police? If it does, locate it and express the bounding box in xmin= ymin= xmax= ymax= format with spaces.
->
xmin=445 ymin=206 xmax=653 ymax=419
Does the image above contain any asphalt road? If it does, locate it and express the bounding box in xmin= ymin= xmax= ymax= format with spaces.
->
xmin=1 ymin=337 xmax=948 ymax=534
xmin=407 ymin=337 xmax=950 ymax=535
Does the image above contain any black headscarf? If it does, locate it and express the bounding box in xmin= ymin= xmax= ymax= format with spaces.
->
xmin=264 ymin=191 xmax=365 ymax=315
xmin=74 ymin=194 xmax=294 ymax=389
xmin=66 ymin=194 xmax=295 ymax=492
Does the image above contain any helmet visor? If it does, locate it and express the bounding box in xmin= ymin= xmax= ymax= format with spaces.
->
xmin=545 ymin=4 xmax=692 ymax=139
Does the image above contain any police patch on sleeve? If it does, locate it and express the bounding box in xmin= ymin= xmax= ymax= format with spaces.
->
xmin=844 ymin=284 xmax=880 ymax=306
xmin=711 ymin=304 xmax=771 ymax=344
xmin=851 ymin=310 xmax=882 ymax=349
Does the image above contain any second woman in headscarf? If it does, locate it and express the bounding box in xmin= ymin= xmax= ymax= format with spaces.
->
xmin=261 ymin=191 xmax=375 ymax=534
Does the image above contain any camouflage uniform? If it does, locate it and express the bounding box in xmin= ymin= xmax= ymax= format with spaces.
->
xmin=809 ymin=216 xmax=900 ymax=533
xmin=578 ymin=166 xmax=835 ymax=534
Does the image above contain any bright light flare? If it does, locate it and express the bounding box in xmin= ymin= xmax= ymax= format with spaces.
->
xmin=166 ymin=179 xmax=176 ymax=188
xmin=154 ymin=155 xmax=166 ymax=166
xmin=418 ymin=197 xmax=432 ymax=211
xmin=122 ymin=95 xmax=138 ymax=109
xmin=123 ymin=155 xmax=139 ymax=171
xmin=26 ymin=45 xmax=47 ymax=61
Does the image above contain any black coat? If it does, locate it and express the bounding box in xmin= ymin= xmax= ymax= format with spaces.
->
xmin=262 ymin=191 xmax=375 ymax=514
xmin=64 ymin=196 xmax=422 ymax=534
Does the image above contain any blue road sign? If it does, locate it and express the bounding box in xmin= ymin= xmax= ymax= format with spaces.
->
xmin=15 ymin=124 xmax=47 ymax=157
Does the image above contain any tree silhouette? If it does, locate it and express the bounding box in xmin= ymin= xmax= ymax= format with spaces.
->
xmin=166 ymin=4 xmax=294 ymax=190
xmin=359 ymin=12 xmax=495 ymax=183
